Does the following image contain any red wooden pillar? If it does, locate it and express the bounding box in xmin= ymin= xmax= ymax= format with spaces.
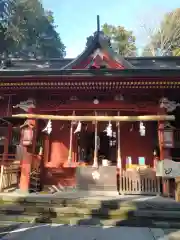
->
xmin=18 ymin=147 xmax=32 ymax=193
xmin=19 ymin=119 xmax=37 ymax=193
xmin=43 ymin=135 xmax=50 ymax=164
xmin=157 ymin=107 xmax=172 ymax=196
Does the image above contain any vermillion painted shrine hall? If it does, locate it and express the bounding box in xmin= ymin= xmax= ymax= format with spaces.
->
xmin=0 ymin=18 xmax=180 ymax=196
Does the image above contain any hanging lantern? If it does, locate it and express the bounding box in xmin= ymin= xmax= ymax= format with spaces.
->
xmin=42 ymin=120 xmax=52 ymax=135
xmin=139 ymin=121 xmax=145 ymax=136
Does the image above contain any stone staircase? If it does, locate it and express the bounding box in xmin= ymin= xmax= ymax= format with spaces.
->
xmin=0 ymin=194 xmax=180 ymax=228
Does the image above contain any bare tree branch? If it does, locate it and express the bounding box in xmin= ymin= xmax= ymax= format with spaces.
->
xmin=140 ymin=9 xmax=180 ymax=56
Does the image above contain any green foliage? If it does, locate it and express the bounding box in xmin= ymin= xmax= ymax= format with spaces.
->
xmin=86 ymin=24 xmax=136 ymax=56
xmin=102 ymin=24 xmax=136 ymax=56
xmin=0 ymin=0 xmax=66 ymax=58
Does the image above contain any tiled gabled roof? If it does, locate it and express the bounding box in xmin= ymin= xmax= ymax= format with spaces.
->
xmin=61 ymin=31 xmax=134 ymax=69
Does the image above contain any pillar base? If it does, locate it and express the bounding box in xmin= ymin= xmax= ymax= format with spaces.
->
xmin=67 ymin=158 xmax=72 ymax=167
xmin=92 ymin=163 xmax=98 ymax=168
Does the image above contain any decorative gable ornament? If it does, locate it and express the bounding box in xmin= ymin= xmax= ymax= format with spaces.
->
xmin=160 ymin=97 xmax=180 ymax=112
xmin=91 ymin=49 xmax=104 ymax=59
xmin=13 ymin=98 xmax=36 ymax=112
xmin=42 ymin=120 xmax=52 ymax=135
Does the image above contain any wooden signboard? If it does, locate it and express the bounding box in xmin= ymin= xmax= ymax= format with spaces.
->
xmin=156 ymin=159 xmax=180 ymax=178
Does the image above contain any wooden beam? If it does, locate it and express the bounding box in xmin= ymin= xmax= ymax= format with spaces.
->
xmin=12 ymin=113 xmax=175 ymax=122
xmin=37 ymin=101 xmax=159 ymax=113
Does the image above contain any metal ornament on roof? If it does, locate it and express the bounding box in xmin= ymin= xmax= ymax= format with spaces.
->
xmin=114 ymin=94 xmax=124 ymax=101
xmin=70 ymin=96 xmax=78 ymax=101
xmin=160 ymin=97 xmax=180 ymax=112
xmin=93 ymin=98 xmax=99 ymax=104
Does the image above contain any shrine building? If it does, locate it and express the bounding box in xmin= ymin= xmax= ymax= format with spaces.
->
xmin=0 ymin=16 xmax=180 ymax=195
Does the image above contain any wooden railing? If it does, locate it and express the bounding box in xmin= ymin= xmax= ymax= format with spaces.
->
xmin=119 ymin=169 xmax=161 ymax=195
xmin=0 ymin=154 xmax=20 ymax=191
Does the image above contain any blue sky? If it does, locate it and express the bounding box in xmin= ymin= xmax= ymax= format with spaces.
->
xmin=42 ymin=0 xmax=180 ymax=58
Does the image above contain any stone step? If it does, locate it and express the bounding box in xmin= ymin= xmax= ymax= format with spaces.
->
xmin=1 ymin=203 xmax=180 ymax=218
xmin=0 ymin=205 xmax=136 ymax=218
xmin=1 ymin=204 xmax=180 ymax=224
xmin=0 ymin=210 xmax=180 ymax=229
xmin=1 ymin=197 xmax=180 ymax=212
xmin=0 ymin=214 xmax=35 ymax=223
xmin=1 ymin=201 xmax=180 ymax=221
xmin=0 ymin=194 xmax=180 ymax=211
xmin=134 ymin=210 xmax=180 ymax=219
xmin=0 ymin=214 xmax=180 ymax=229
xmin=0 ymin=202 xmax=135 ymax=210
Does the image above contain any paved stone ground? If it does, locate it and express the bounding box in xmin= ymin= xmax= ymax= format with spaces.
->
xmin=0 ymin=224 xmax=179 ymax=240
